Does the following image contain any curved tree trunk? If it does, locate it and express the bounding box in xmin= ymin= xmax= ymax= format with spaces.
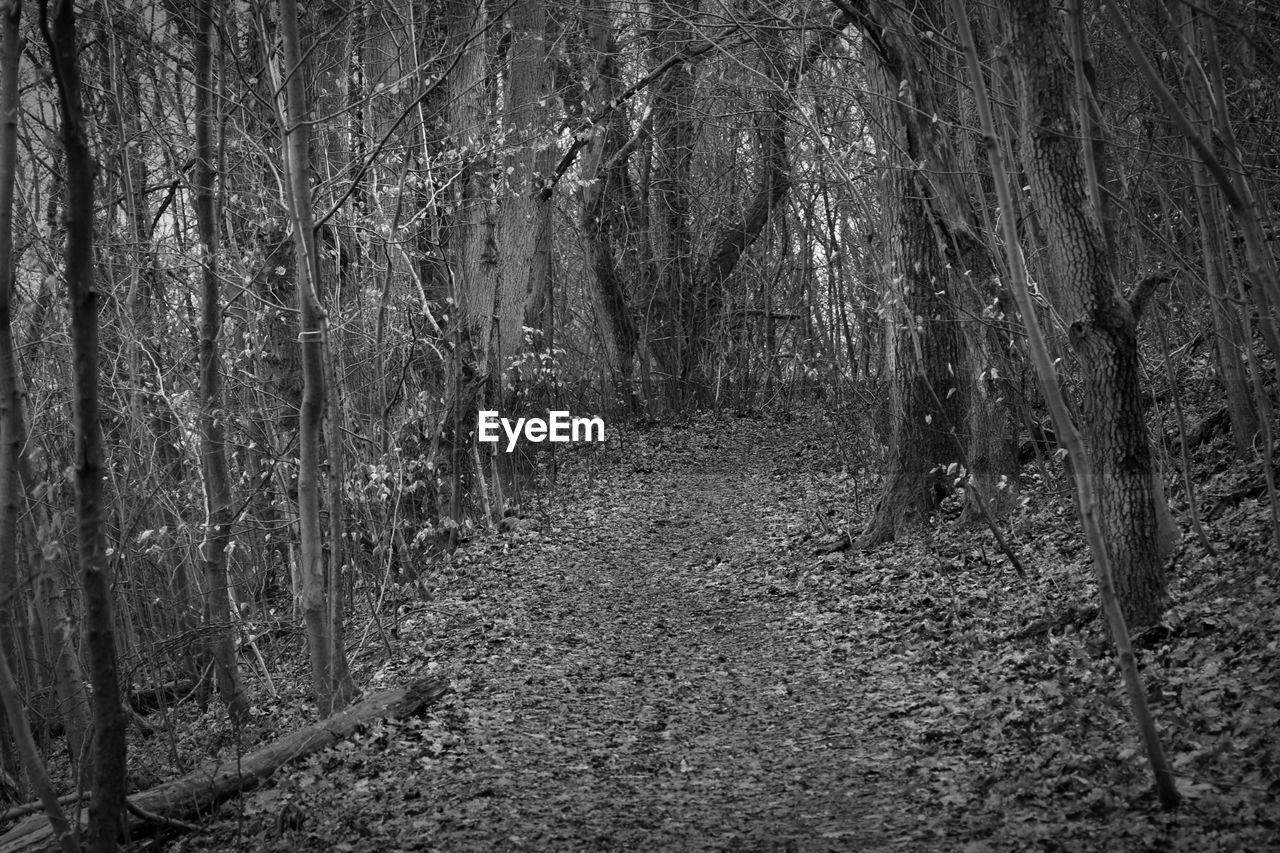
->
xmin=1002 ymin=0 xmax=1171 ymax=627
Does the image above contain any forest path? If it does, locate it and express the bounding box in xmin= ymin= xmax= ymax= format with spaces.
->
xmin=422 ymin=418 xmax=919 ymax=851
xmin=179 ymin=414 xmax=940 ymax=852
xmin=169 ymin=411 xmax=1280 ymax=853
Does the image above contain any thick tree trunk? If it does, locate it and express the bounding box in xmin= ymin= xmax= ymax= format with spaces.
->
xmin=1002 ymin=0 xmax=1170 ymax=627
xmin=448 ymin=0 xmax=500 ymax=365
xmin=855 ymin=0 xmax=1019 ymax=531
xmin=856 ymin=0 xmax=967 ymax=547
xmin=856 ymin=173 xmax=964 ymax=547
xmin=426 ymin=0 xmax=496 ymax=541
xmin=580 ymin=3 xmax=638 ymax=403
xmin=495 ymin=0 xmax=552 ymax=381
xmin=43 ymin=0 xmax=128 ymax=847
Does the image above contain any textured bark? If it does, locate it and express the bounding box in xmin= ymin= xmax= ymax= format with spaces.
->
xmin=951 ymin=0 xmax=1181 ymax=807
xmin=0 ymin=0 xmax=24 ymax=745
xmin=192 ymin=0 xmax=249 ymax=725
xmin=856 ymin=0 xmax=968 ymax=547
xmin=1003 ymin=0 xmax=1168 ymax=627
xmin=580 ymin=3 xmax=638 ymax=397
xmin=957 ymin=259 xmax=1019 ymax=523
xmin=309 ymin=0 xmax=358 ymax=716
xmin=448 ymin=0 xmax=500 ymax=364
xmin=495 ymin=0 xmax=552 ymax=379
xmin=43 ymin=0 xmax=128 ymax=846
xmin=856 ymin=0 xmax=1019 ymax=527
xmin=426 ymin=0 xmax=497 ymax=539
xmin=856 ymin=171 xmax=964 ymax=547
xmin=950 ymin=35 xmax=1019 ymax=521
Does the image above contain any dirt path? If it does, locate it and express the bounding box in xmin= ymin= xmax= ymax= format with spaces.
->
xmin=164 ymin=413 xmax=1280 ymax=853
xmin=174 ymin=418 xmax=933 ymax=852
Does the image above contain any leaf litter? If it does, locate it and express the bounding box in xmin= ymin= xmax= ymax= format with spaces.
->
xmin=161 ymin=410 xmax=1278 ymax=852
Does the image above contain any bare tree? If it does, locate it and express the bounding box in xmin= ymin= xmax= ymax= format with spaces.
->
xmin=278 ymin=0 xmax=353 ymax=717
xmin=0 ymin=2 xmax=80 ymax=850
xmin=854 ymin=0 xmax=966 ymax=547
xmin=40 ymin=0 xmax=127 ymax=846
xmin=192 ymin=0 xmax=249 ymax=724
xmin=1001 ymin=0 xmax=1174 ymax=626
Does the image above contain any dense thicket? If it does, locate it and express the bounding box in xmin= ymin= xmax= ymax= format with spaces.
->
xmin=0 ymin=0 xmax=1275 ymax=846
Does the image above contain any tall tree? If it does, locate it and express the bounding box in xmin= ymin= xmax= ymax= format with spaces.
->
xmin=192 ymin=0 xmax=249 ymax=724
xmin=1001 ymin=0 xmax=1174 ymax=627
xmin=0 ymin=2 xmax=80 ymax=849
xmin=428 ymin=0 xmax=497 ymax=543
xmin=278 ymin=0 xmax=353 ymax=717
xmin=646 ymin=0 xmax=697 ymax=404
xmin=854 ymin=0 xmax=967 ymax=547
xmin=41 ymin=0 xmax=127 ymax=846
xmin=0 ymin=0 xmax=88 ymax=779
xmin=580 ymin=0 xmax=639 ymax=406
xmin=495 ymin=0 xmax=553 ymax=381
xmin=1171 ymin=2 xmax=1259 ymax=458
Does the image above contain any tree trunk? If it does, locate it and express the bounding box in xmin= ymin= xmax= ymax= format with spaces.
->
xmin=192 ymin=0 xmax=249 ymax=725
xmin=1002 ymin=0 xmax=1170 ymax=627
xmin=495 ymin=0 xmax=552 ymax=383
xmin=648 ymin=0 xmax=697 ymax=403
xmin=449 ymin=0 xmax=500 ymax=365
xmin=692 ymin=29 xmax=792 ymax=400
xmin=0 ymin=7 xmax=80 ymax=850
xmin=1173 ymin=4 xmax=1258 ymax=458
xmin=856 ymin=0 xmax=967 ymax=547
xmin=426 ymin=0 xmax=496 ymax=542
xmin=42 ymin=0 xmax=128 ymax=847
xmin=308 ymin=0 xmax=358 ymax=715
xmin=580 ymin=2 xmax=638 ymax=405
xmin=278 ymin=0 xmax=350 ymax=718
xmin=856 ymin=174 xmax=964 ymax=547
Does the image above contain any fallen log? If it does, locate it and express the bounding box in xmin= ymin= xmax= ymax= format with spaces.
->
xmin=127 ymin=679 xmax=201 ymax=715
xmin=0 ymin=677 xmax=448 ymax=852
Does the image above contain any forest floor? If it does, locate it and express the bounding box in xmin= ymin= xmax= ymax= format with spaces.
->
xmin=137 ymin=409 xmax=1278 ymax=851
